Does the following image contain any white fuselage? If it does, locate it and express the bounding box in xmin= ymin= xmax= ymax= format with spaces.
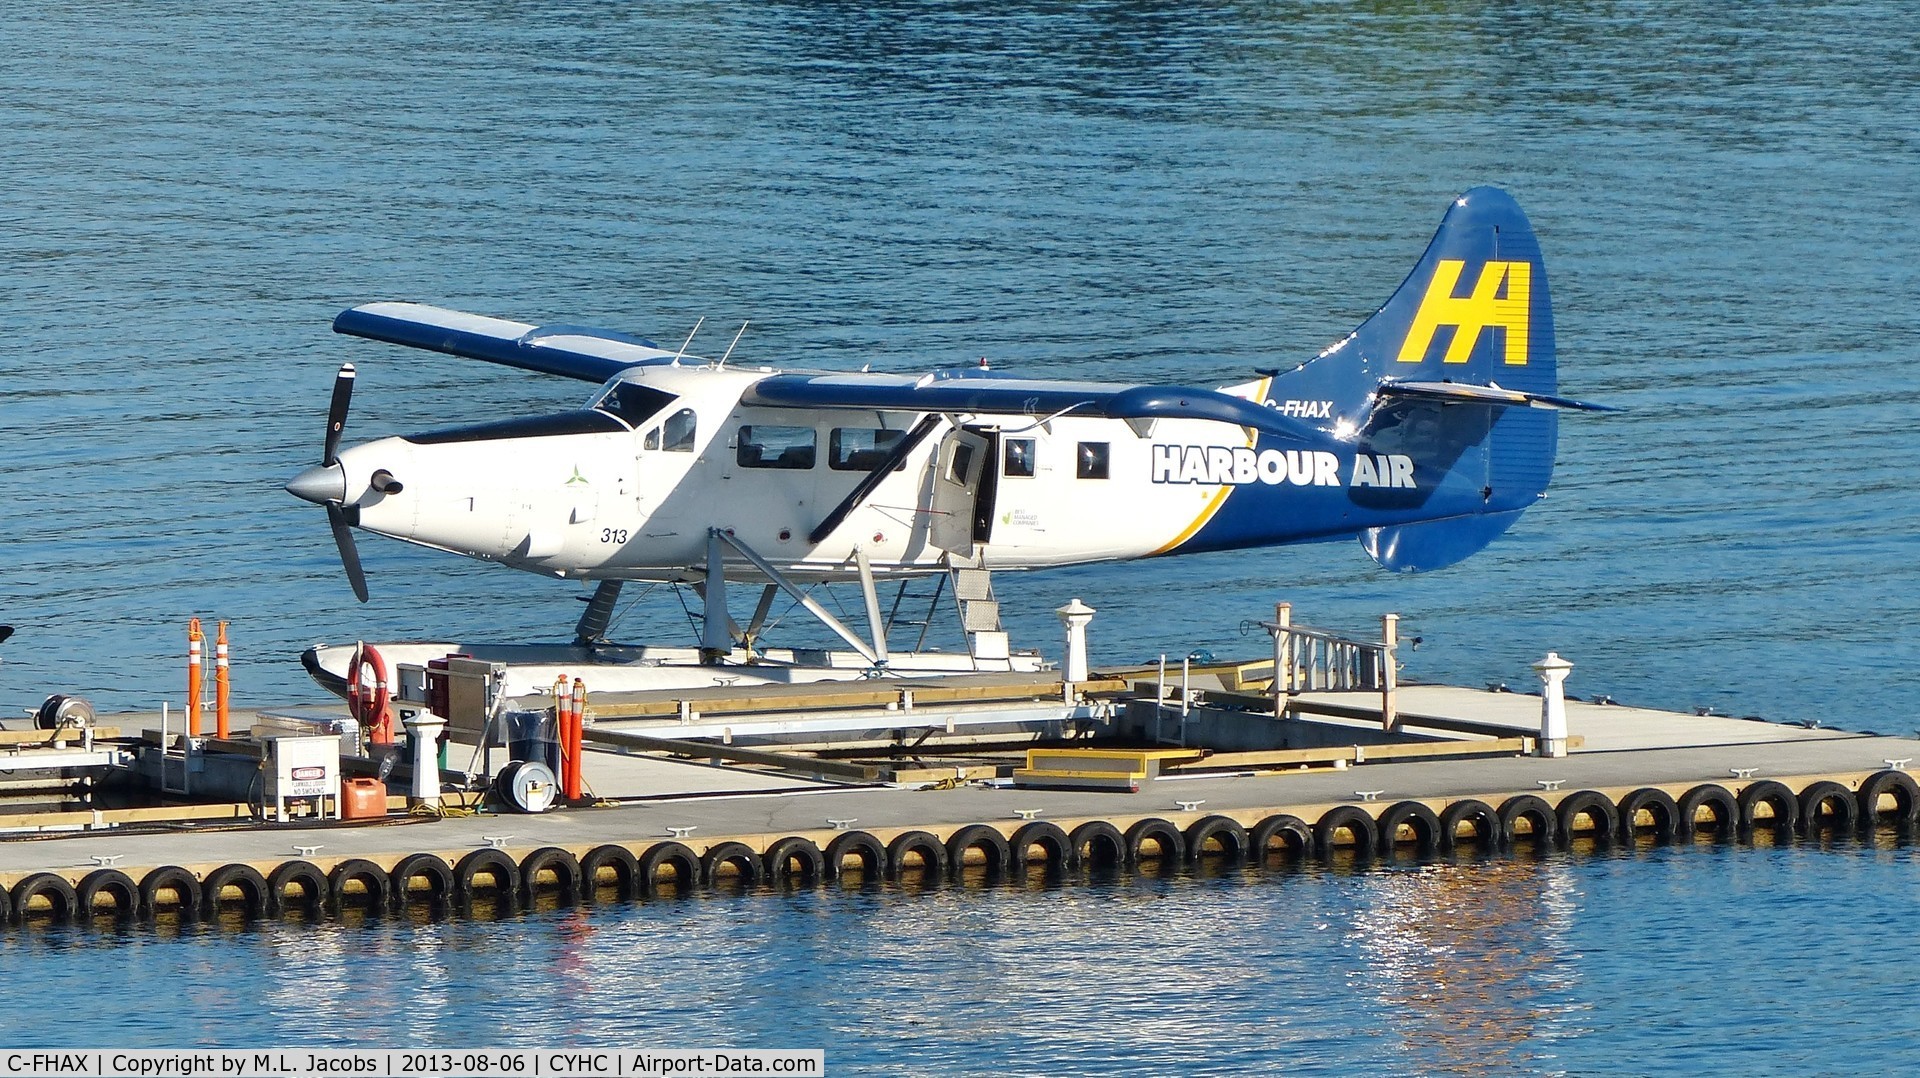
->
xmin=327 ymin=363 xmax=1310 ymax=582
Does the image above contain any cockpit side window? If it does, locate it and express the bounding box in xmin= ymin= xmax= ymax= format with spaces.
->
xmin=593 ymin=382 xmax=676 ymax=427
xmin=663 ymin=408 xmax=697 ymax=452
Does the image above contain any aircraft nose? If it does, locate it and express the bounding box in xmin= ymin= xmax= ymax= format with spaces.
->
xmin=286 ymin=462 xmax=347 ymax=505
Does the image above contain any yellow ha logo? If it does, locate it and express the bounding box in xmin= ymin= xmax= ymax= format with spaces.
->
xmin=1397 ymin=259 xmax=1530 ymax=365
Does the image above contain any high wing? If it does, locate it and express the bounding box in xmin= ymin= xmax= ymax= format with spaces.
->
xmin=742 ymin=371 xmax=1325 ymax=443
xmin=333 ymin=302 xmax=679 ymax=383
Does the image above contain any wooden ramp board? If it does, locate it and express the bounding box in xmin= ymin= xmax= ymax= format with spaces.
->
xmin=586 ymin=727 xmax=888 ymax=782
xmin=1013 ymin=746 xmax=1205 ymax=791
xmin=583 ymin=671 xmax=1125 ymax=721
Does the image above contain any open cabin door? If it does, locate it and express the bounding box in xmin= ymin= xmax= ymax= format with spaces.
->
xmin=929 ymin=428 xmax=992 ymax=556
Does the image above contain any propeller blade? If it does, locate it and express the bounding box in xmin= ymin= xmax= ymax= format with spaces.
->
xmin=323 ymin=362 xmax=356 ymax=465
xmin=327 ymin=502 xmax=370 ymax=603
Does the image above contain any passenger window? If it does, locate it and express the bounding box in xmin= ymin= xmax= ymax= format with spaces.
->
xmin=1004 ymin=438 xmax=1035 ymax=478
xmin=643 ymin=427 xmax=660 ymax=451
xmin=663 ymin=408 xmax=696 ymax=452
xmin=829 ymin=428 xmax=907 ymax=471
xmin=737 ymin=425 xmax=816 ymax=469
xmin=1076 ymin=441 xmax=1109 ymax=479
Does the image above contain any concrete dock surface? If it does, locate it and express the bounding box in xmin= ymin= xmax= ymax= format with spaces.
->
xmin=1 ymin=682 xmax=1914 ymax=912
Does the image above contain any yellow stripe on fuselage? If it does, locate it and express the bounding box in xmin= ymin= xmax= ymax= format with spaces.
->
xmin=1150 ymin=483 xmax=1235 ymax=555
xmin=1149 ymin=376 xmax=1268 ymax=556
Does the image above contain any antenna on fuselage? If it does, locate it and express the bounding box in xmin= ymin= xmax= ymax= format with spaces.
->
xmin=672 ymin=317 xmax=705 ymax=367
xmin=717 ymin=321 xmax=749 ymax=369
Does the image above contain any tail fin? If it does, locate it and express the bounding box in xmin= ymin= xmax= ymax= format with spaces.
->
xmin=1270 ymin=187 xmax=1573 ymax=571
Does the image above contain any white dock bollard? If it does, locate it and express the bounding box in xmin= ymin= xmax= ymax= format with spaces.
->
xmin=1056 ymin=598 xmax=1096 ymax=684
xmin=403 ymin=711 xmax=447 ymax=807
xmin=1533 ymin=652 xmax=1573 ymax=758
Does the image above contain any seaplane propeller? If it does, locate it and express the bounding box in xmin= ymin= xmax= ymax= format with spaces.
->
xmin=285 ymin=362 xmax=378 ymax=603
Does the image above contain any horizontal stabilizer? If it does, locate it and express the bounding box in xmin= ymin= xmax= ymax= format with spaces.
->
xmin=334 ymin=302 xmax=675 ymax=383
xmin=1381 ymin=380 xmax=1614 ymax=413
xmin=744 ymin=372 xmax=1322 ymax=442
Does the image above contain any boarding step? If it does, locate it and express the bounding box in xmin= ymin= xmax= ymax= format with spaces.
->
xmin=952 ymin=568 xmax=994 ymax=602
xmin=943 ymin=556 xmax=1007 ymax=667
xmin=1011 ymin=747 xmax=1205 ymax=792
xmin=961 ymin=600 xmax=1001 ymax=633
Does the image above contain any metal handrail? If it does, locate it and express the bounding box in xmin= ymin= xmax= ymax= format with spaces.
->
xmin=1262 ymin=602 xmax=1400 ymax=731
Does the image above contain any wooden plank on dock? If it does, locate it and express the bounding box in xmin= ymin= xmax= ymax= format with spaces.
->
xmin=586 ymin=727 xmax=885 ymax=782
xmin=585 ymin=672 xmax=1126 ymax=720
xmin=0 ymin=727 xmax=122 ymax=746
xmin=0 ymin=802 xmax=252 ymax=831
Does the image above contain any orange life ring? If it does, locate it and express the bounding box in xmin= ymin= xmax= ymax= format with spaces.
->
xmin=347 ymin=643 xmax=393 ymax=743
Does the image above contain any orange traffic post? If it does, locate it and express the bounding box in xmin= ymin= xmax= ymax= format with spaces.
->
xmin=552 ymin=675 xmax=571 ymax=785
xmin=215 ymin=620 xmax=231 ymax=739
xmin=568 ymin=677 xmax=588 ymax=802
xmin=186 ymin=617 xmax=204 ymax=738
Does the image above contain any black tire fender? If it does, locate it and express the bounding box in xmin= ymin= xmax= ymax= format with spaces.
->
xmin=1184 ymin=815 xmax=1251 ymax=863
xmin=1437 ymin=799 xmax=1502 ymax=852
xmin=763 ymin=836 xmax=826 ymax=886
xmin=702 ymin=841 xmax=764 ymax=886
xmin=1857 ymin=769 xmax=1920 ymax=834
xmin=77 ymin=868 xmax=140 ymax=923
xmin=1798 ymin=780 xmax=1859 ymax=835
xmin=823 ymin=831 xmax=888 ymax=880
xmin=454 ymin=848 xmax=523 ymax=905
xmin=885 ymin=830 xmax=948 ymax=879
xmin=1249 ymin=814 xmax=1314 ymax=862
xmin=1313 ymin=806 xmax=1378 ymax=859
xmin=1067 ymin=821 xmax=1126 ymax=868
xmin=329 ymin=858 xmax=390 ymax=914
xmin=267 ymin=860 xmax=328 ymax=917
xmin=1498 ymin=795 xmax=1557 ymax=850
xmin=1124 ymin=818 xmax=1186 ymax=865
xmin=389 ymin=853 xmax=455 ymax=910
xmin=579 ymin=844 xmax=642 ymax=902
xmin=1735 ymin=780 xmax=1800 ymax=837
xmin=1617 ymin=788 xmax=1680 ymax=843
xmin=945 ymin=825 xmax=1012 ymax=879
xmin=635 ymin=841 xmax=700 ymax=896
xmin=1554 ymin=790 xmax=1618 ymax=846
xmin=519 ymin=846 xmax=584 ymax=905
xmin=1377 ymin=801 xmax=1442 ymax=857
xmin=11 ymin=872 xmax=79 ymax=925
xmin=1009 ymin=821 xmax=1074 ymax=870
xmin=201 ymin=863 xmax=271 ymax=919
xmin=140 ymin=866 xmax=201 ymax=921
xmin=1676 ymin=784 xmax=1738 ymax=841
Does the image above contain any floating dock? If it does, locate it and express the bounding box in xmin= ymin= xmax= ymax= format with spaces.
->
xmin=2 ymin=644 xmax=1915 ymax=927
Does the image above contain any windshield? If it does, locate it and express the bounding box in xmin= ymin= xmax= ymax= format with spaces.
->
xmin=591 ymin=381 xmax=677 ymax=427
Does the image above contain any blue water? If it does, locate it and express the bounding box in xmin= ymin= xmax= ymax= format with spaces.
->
xmin=4 ymin=1 xmax=1920 ymax=1071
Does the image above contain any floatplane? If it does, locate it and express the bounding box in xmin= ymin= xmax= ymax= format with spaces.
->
xmin=288 ymin=187 xmax=1603 ymax=699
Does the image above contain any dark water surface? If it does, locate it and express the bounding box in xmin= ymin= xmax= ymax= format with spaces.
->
xmin=4 ymin=2 xmax=1919 ymax=1071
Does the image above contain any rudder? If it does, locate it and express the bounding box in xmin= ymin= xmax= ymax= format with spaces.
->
xmin=1270 ymin=187 xmax=1562 ymax=570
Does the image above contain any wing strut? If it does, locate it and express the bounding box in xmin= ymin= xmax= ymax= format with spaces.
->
xmin=708 ymin=530 xmax=881 ymax=664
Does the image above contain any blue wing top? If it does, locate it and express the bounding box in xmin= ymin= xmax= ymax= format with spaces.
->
xmin=333 ymin=302 xmax=675 ymax=383
xmin=743 ymin=371 xmax=1324 ymax=442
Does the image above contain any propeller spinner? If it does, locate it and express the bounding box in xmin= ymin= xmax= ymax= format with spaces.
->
xmin=286 ymin=363 xmax=371 ymax=603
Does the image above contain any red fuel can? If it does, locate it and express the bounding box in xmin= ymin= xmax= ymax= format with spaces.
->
xmin=341 ymin=777 xmax=388 ymax=819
